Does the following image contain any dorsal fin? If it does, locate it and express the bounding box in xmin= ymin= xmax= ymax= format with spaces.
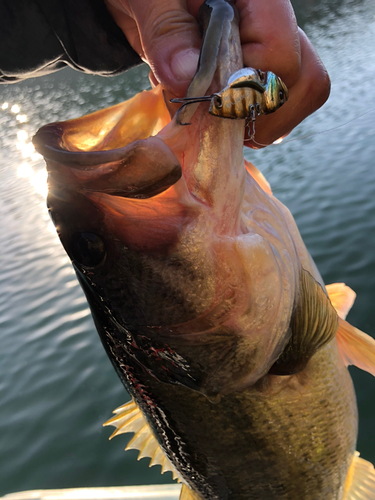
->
xmin=343 ymin=451 xmax=375 ymax=499
xmin=270 ymin=268 xmax=338 ymax=375
xmin=326 ymin=283 xmax=375 ymax=375
xmin=103 ymin=399 xmax=181 ymax=481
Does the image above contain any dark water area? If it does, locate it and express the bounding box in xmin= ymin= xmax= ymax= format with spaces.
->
xmin=0 ymin=0 xmax=374 ymax=495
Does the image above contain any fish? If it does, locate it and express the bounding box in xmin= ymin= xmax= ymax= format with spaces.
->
xmin=32 ymin=0 xmax=375 ymax=498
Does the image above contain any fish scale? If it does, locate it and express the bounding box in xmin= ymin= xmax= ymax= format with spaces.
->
xmin=104 ymin=336 xmax=356 ymax=499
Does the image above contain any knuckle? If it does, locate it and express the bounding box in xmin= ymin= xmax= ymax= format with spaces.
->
xmin=146 ymin=10 xmax=194 ymax=41
xmin=309 ymin=64 xmax=331 ymax=110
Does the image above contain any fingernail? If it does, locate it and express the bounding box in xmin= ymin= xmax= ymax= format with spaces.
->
xmin=171 ymin=48 xmax=200 ymax=82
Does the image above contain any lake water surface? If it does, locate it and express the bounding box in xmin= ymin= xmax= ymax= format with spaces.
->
xmin=0 ymin=0 xmax=374 ymax=495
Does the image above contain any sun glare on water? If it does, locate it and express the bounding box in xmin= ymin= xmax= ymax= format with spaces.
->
xmin=15 ymin=129 xmax=41 ymax=162
xmin=5 ymin=106 xmax=48 ymax=198
xmin=16 ymin=114 xmax=28 ymax=123
xmin=11 ymin=104 xmax=20 ymax=114
xmin=17 ymin=162 xmax=48 ymax=198
xmin=15 ymin=136 xmax=46 ymax=198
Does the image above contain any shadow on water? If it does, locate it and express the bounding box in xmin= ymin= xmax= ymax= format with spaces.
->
xmin=0 ymin=0 xmax=375 ymax=495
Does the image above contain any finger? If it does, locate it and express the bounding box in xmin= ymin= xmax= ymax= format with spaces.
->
xmin=112 ymin=0 xmax=203 ymax=96
xmin=236 ymin=0 xmax=301 ymax=87
xmin=148 ymin=70 xmax=159 ymax=88
xmin=105 ymin=1 xmax=144 ymax=57
xmin=245 ymin=28 xmax=331 ymax=148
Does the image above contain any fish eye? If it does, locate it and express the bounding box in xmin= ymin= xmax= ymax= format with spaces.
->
xmin=213 ymin=95 xmax=223 ymax=109
xmin=71 ymin=232 xmax=106 ymax=268
xmin=279 ymin=90 xmax=285 ymax=102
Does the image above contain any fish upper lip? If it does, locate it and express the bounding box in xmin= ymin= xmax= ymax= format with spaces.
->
xmin=33 ymin=126 xmax=151 ymax=167
xmin=38 ymin=130 xmax=184 ymax=200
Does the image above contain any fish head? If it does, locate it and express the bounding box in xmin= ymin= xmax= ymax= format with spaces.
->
xmin=33 ymin=0 xmax=315 ymax=400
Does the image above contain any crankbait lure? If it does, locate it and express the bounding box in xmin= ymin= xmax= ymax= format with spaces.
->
xmin=171 ymin=67 xmax=288 ymax=125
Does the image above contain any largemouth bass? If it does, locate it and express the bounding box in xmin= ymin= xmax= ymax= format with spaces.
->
xmin=33 ymin=0 xmax=375 ymax=498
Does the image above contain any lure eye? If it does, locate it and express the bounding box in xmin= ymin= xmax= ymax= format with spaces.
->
xmin=257 ymin=70 xmax=266 ymax=83
xmin=71 ymin=232 xmax=106 ymax=268
xmin=213 ymin=95 xmax=223 ymax=109
xmin=279 ymin=90 xmax=285 ymax=103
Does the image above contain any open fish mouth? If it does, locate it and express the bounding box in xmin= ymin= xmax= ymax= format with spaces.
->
xmin=32 ymin=0 xmax=303 ymax=401
xmin=32 ymin=90 xmax=182 ymax=199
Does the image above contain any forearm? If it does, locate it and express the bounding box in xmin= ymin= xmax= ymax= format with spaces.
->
xmin=0 ymin=0 xmax=142 ymax=83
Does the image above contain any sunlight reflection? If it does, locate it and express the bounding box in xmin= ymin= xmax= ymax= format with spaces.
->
xmin=17 ymin=130 xmax=28 ymax=141
xmin=69 ymin=308 xmax=91 ymax=321
xmin=11 ymin=104 xmax=20 ymax=114
xmin=15 ymin=135 xmax=40 ymax=160
xmin=17 ymin=163 xmax=33 ymax=178
xmin=17 ymin=163 xmax=48 ymax=198
xmin=273 ymin=137 xmax=284 ymax=145
xmin=31 ymin=152 xmax=41 ymax=162
xmin=16 ymin=114 xmax=28 ymax=123
xmin=15 ymin=128 xmax=43 ymax=162
xmin=66 ymin=280 xmax=79 ymax=289
xmin=6 ymin=99 xmax=50 ymax=211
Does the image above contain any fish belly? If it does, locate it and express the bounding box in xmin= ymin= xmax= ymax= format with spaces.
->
xmin=104 ymin=324 xmax=357 ymax=500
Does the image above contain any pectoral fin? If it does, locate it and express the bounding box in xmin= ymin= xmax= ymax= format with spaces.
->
xmin=326 ymin=283 xmax=375 ymax=376
xmin=270 ymin=269 xmax=338 ymax=375
xmin=343 ymin=451 xmax=375 ymax=499
xmin=103 ymin=399 xmax=181 ymax=481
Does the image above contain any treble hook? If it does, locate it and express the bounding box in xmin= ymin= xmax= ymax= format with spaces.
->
xmin=170 ymin=96 xmax=214 ymax=125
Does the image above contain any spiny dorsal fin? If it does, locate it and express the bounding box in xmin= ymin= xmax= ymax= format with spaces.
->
xmin=343 ymin=451 xmax=375 ymax=499
xmin=270 ymin=268 xmax=338 ymax=375
xmin=326 ymin=283 xmax=375 ymax=376
xmin=179 ymin=484 xmax=204 ymax=500
xmin=103 ymin=399 xmax=181 ymax=481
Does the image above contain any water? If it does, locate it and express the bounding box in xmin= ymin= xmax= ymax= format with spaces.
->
xmin=0 ymin=0 xmax=374 ymax=495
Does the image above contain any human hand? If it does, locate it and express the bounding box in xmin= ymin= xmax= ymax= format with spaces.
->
xmin=105 ymin=0 xmax=330 ymax=147
xmin=236 ymin=0 xmax=330 ymax=147
xmin=105 ymin=0 xmax=202 ymax=96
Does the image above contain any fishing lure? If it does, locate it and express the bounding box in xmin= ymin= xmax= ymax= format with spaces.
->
xmin=171 ymin=67 xmax=288 ymax=123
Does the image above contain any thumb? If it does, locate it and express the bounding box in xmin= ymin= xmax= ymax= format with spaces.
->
xmin=108 ymin=0 xmax=202 ymax=96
